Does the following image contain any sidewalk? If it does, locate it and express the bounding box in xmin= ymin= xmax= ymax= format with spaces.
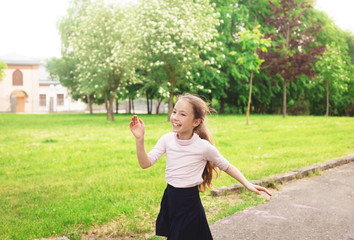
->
xmin=210 ymin=160 xmax=354 ymax=240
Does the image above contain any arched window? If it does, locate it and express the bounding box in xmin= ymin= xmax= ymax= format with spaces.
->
xmin=13 ymin=69 xmax=23 ymax=86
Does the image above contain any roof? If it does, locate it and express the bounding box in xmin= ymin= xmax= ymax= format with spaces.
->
xmin=1 ymin=52 xmax=60 ymax=83
xmin=39 ymin=80 xmax=61 ymax=85
xmin=0 ymin=52 xmax=40 ymax=65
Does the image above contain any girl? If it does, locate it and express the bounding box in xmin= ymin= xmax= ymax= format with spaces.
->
xmin=130 ymin=94 xmax=271 ymax=240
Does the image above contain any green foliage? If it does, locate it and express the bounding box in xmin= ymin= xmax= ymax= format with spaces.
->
xmin=313 ymin=43 xmax=351 ymax=116
xmin=347 ymin=65 xmax=354 ymax=116
xmin=307 ymin=7 xmax=349 ymax=58
xmin=58 ymin=0 xmax=139 ymax=120
xmin=200 ymin=0 xmax=251 ymax=112
xmin=51 ymin=0 xmax=354 ymax=117
xmin=231 ymin=25 xmax=270 ymax=73
xmin=46 ymin=57 xmax=86 ymax=102
xmin=346 ymin=34 xmax=354 ymax=65
xmin=55 ymin=0 xmax=96 ymax=105
xmin=135 ymin=0 xmax=219 ymax=119
xmin=0 ymin=60 xmax=7 ymax=81
xmin=262 ymin=0 xmax=325 ymax=118
xmin=230 ymin=25 xmax=271 ymax=123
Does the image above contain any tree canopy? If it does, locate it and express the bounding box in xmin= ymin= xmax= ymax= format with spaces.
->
xmin=53 ymin=0 xmax=354 ymax=119
xmin=135 ymin=0 xmax=219 ymax=120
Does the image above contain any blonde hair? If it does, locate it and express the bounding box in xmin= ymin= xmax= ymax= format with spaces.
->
xmin=177 ymin=93 xmax=219 ymax=193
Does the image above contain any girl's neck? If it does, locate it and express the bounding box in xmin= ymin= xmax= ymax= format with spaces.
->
xmin=177 ymin=132 xmax=194 ymax=140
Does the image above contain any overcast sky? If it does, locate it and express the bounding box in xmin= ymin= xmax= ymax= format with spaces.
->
xmin=0 ymin=0 xmax=353 ymax=60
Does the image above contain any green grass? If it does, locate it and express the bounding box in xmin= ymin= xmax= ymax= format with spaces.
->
xmin=0 ymin=113 xmax=353 ymax=239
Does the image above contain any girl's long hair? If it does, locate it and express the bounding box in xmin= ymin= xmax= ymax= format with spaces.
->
xmin=177 ymin=94 xmax=220 ymax=193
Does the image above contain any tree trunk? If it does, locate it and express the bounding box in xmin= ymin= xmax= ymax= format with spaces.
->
xmin=168 ymin=89 xmax=174 ymax=121
xmin=105 ymin=92 xmax=114 ymax=121
xmin=326 ymin=80 xmax=329 ymax=117
xmin=146 ymin=94 xmax=150 ymax=114
xmin=107 ymin=95 xmax=115 ymax=121
xmin=283 ymin=81 xmax=287 ymax=118
xmin=128 ymin=98 xmax=131 ymax=114
xmin=148 ymin=97 xmax=153 ymax=114
xmin=146 ymin=92 xmax=153 ymax=114
xmin=283 ymin=22 xmax=289 ymax=119
xmin=104 ymin=91 xmax=114 ymax=121
xmin=220 ymin=97 xmax=225 ymax=114
xmin=132 ymin=99 xmax=135 ymax=114
xmin=156 ymin=98 xmax=162 ymax=114
xmin=261 ymin=102 xmax=265 ymax=114
xmin=116 ymin=99 xmax=119 ymax=114
xmin=246 ymin=72 xmax=254 ymax=125
xmin=87 ymin=94 xmax=93 ymax=114
xmin=104 ymin=91 xmax=108 ymax=113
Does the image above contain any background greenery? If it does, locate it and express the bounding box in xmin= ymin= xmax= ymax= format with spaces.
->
xmin=45 ymin=0 xmax=354 ymax=119
xmin=1 ymin=113 xmax=353 ymax=239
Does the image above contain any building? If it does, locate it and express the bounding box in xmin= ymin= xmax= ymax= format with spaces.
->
xmin=0 ymin=53 xmax=168 ymax=114
xmin=0 ymin=53 xmax=86 ymax=113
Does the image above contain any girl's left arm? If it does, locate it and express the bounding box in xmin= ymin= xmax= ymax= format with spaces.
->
xmin=225 ymin=164 xmax=272 ymax=196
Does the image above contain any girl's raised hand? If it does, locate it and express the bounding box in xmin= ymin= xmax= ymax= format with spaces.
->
xmin=130 ymin=115 xmax=145 ymax=140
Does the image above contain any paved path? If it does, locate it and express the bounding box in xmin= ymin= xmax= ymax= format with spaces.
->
xmin=210 ymin=162 xmax=354 ymax=240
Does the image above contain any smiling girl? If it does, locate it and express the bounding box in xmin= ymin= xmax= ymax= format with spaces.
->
xmin=130 ymin=93 xmax=271 ymax=240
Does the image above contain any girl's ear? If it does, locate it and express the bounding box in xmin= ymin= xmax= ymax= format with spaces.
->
xmin=193 ymin=118 xmax=202 ymax=128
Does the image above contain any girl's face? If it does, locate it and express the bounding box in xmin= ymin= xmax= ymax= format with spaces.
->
xmin=170 ymin=99 xmax=201 ymax=140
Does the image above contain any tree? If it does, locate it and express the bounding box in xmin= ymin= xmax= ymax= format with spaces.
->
xmin=206 ymin=0 xmax=281 ymax=114
xmin=261 ymin=0 xmax=325 ymax=118
xmin=0 ymin=60 xmax=7 ymax=81
xmin=314 ymin=43 xmax=350 ymax=116
xmin=231 ymin=26 xmax=270 ymax=124
xmin=57 ymin=0 xmax=94 ymax=112
xmin=191 ymin=0 xmax=248 ymax=113
xmin=68 ymin=1 xmax=139 ymax=121
xmin=136 ymin=0 xmax=219 ymax=121
xmin=46 ymin=57 xmax=102 ymax=114
xmin=347 ymin=34 xmax=354 ymax=65
xmin=347 ymin=65 xmax=354 ymax=116
xmin=136 ymin=61 xmax=169 ymax=114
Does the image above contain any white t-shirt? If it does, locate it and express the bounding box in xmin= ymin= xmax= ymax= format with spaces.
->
xmin=147 ymin=132 xmax=230 ymax=188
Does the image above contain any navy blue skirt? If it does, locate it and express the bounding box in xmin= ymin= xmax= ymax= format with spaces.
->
xmin=156 ymin=184 xmax=213 ymax=240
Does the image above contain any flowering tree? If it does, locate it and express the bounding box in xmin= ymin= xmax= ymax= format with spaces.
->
xmin=68 ymin=1 xmax=139 ymax=121
xmin=187 ymin=0 xmax=246 ymax=112
xmin=136 ymin=0 xmax=219 ymax=120
xmin=56 ymin=0 xmax=94 ymax=110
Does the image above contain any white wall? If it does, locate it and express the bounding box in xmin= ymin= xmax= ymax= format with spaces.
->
xmin=38 ymin=84 xmax=87 ymax=112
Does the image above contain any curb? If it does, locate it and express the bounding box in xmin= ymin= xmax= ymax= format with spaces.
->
xmin=39 ymin=238 xmax=69 ymax=240
xmin=210 ymin=154 xmax=354 ymax=196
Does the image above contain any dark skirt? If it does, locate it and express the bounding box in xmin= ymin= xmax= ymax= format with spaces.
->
xmin=156 ymin=184 xmax=213 ymax=240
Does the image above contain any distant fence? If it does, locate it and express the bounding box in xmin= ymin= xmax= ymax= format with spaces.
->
xmin=90 ymin=98 xmax=168 ymax=114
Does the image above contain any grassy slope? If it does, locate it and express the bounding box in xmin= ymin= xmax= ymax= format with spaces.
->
xmin=0 ymin=113 xmax=353 ymax=239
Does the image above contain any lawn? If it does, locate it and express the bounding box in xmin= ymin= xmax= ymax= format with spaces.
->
xmin=0 ymin=113 xmax=353 ymax=239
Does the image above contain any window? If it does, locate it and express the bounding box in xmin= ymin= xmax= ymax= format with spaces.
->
xmin=13 ymin=69 xmax=23 ymax=86
xmin=57 ymin=94 xmax=64 ymax=106
xmin=39 ymin=94 xmax=46 ymax=106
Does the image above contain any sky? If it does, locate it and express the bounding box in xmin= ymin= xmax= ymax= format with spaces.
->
xmin=0 ymin=0 xmax=353 ymax=60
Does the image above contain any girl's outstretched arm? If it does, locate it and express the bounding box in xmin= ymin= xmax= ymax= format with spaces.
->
xmin=129 ymin=115 xmax=151 ymax=169
xmin=225 ymin=164 xmax=272 ymax=196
